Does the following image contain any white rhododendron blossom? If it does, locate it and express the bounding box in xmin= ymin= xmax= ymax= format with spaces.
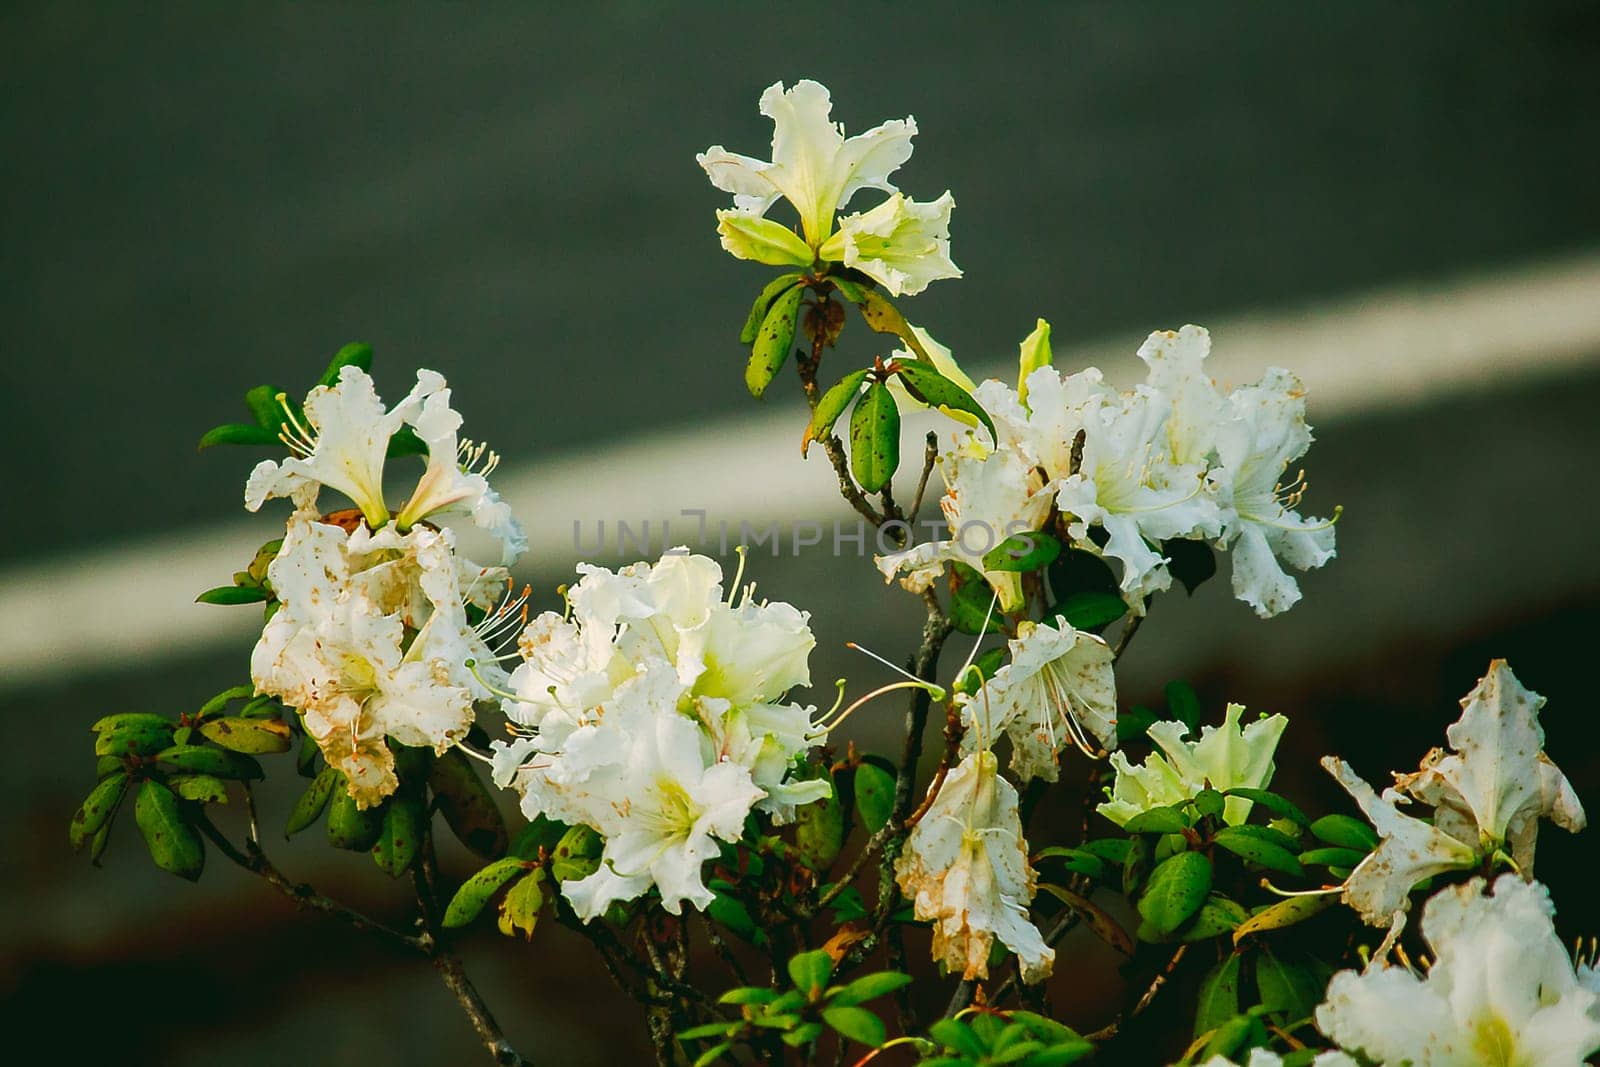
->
xmin=1099 ymin=703 xmax=1288 ymax=828
xmin=1211 ymin=367 xmax=1337 ymax=617
xmin=251 ymin=512 xmax=507 ymax=807
xmin=888 ymin=321 xmax=1335 ymax=620
xmin=491 ymin=551 xmax=828 ymax=920
xmin=697 ymin=79 xmax=959 ymax=290
xmin=960 ymin=619 xmax=1117 ymax=782
xmin=875 ymin=439 xmax=1053 ymax=612
xmin=1316 ymin=875 xmax=1600 ymax=1065
xmin=818 ymin=191 xmax=961 ymax=296
xmin=1323 ymin=659 xmax=1584 ymax=927
xmin=246 ymin=364 xmax=526 ymax=565
xmin=895 ymin=751 xmax=1054 ymax=984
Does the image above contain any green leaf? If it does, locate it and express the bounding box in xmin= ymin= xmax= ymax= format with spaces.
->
xmin=1116 ymin=705 xmax=1160 ymax=745
xmin=848 ymin=380 xmax=900 ymax=492
xmin=286 ymin=766 xmax=339 ymax=836
xmin=92 ymin=714 xmax=175 ymax=758
xmin=508 ymin=815 xmax=567 ymax=860
xmin=1299 ymin=846 xmax=1368 ymax=869
xmin=1047 ymin=548 xmax=1120 ymax=602
xmin=1224 ymin=787 xmax=1311 ymax=828
xmin=195 ymin=584 xmax=269 ymax=606
xmin=1137 ymin=850 xmax=1212 ymax=940
xmin=706 ymin=890 xmax=763 ymax=946
xmin=1162 ymin=538 xmax=1217 ymax=595
xmin=928 ymin=1018 xmax=987 ymax=1059
xmin=70 ymin=773 xmax=129 ymax=851
xmin=1122 ymin=805 xmax=1191 ymax=835
xmin=831 ymin=282 xmax=930 ymax=360
xmin=803 ymin=369 xmax=870 ymax=456
xmin=1122 ymin=834 xmax=1153 ymax=896
xmin=1038 ymin=884 xmax=1135 ymax=957
xmin=155 ymin=745 xmax=263 ymax=780
xmin=795 ymin=781 xmax=846 ymax=872
xmin=740 ymin=273 xmax=806 ymax=345
xmin=1034 ymin=847 xmax=1110 ymax=881
xmin=497 ymin=868 xmax=545 ymax=940
xmin=1232 ymin=893 xmax=1338 ymax=944
xmin=1181 ymin=894 xmax=1250 ymax=942
xmin=429 ymin=747 xmax=509 ymax=859
xmin=244 ymin=383 xmax=291 ymax=431
xmin=1078 ymin=838 xmax=1131 ymax=865
xmin=372 ymin=794 xmax=425 ymax=877
xmin=319 ymin=341 xmax=373 ymax=387
xmin=781 ymin=1022 xmax=824 ymax=1047
xmin=852 ymin=759 xmax=896 ymax=834
xmin=550 ymin=824 xmax=603 ymax=882
xmin=691 ymin=1041 xmax=733 ymax=1067
xmin=829 ymin=971 xmax=913 ymax=1007
xmin=1052 ymin=591 xmax=1126 ymax=631
xmin=198 ymin=423 xmax=280 ymax=449
xmin=718 ymin=986 xmax=779 ymax=1006
xmin=134 ymin=780 xmax=204 ymax=881
xmin=1310 ymin=814 xmax=1379 ymax=852
xmin=198 ymin=716 xmax=292 ymax=754
xmin=787 ymin=949 xmax=833 ymax=996
xmin=982 ymin=531 xmax=1061 ymax=574
xmin=1195 ymin=788 xmax=1226 ymax=820
xmin=1256 ymin=947 xmax=1324 ymax=1021
xmin=1213 ymin=826 xmax=1304 ymax=878
xmin=1193 ymin=954 xmax=1241 ymax=1038
xmin=949 ymin=561 xmax=1003 ymax=636
xmin=1164 ymin=680 xmax=1202 ymax=732
xmin=326 ymin=787 xmax=385 ymax=851
xmin=892 ymin=360 xmax=996 ymax=442
xmin=746 ymin=283 xmax=804 ymax=398
xmin=443 ymin=857 xmax=529 ymax=927
xmin=169 ymin=774 xmax=229 ymax=804
xmin=198 ymin=684 xmax=255 ymax=718
xmin=822 ymin=1005 xmax=885 ymax=1048
xmin=386 ymin=425 xmax=428 ymax=459
xmin=677 ymin=1022 xmax=736 ymax=1042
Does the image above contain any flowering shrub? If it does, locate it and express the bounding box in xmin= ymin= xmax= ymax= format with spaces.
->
xmin=70 ymin=79 xmax=1596 ymax=1066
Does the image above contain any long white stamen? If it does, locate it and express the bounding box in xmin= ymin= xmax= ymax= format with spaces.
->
xmin=846 ymin=642 xmax=946 ymax=701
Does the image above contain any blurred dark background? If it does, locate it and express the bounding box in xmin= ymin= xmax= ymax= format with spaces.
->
xmin=3 ymin=2 xmax=1599 ymax=1063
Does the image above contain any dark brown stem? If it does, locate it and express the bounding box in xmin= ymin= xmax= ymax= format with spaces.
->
xmin=909 ymin=431 xmax=940 ymax=518
xmin=1084 ymin=945 xmax=1188 ymax=1042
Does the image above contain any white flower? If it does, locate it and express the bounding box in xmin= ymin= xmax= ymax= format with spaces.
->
xmin=697 ymin=79 xmax=915 ymax=250
xmin=1322 ymin=660 xmax=1584 ymax=928
xmin=246 ymin=365 xmax=435 ymax=527
xmin=1098 ymin=704 xmax=1287 ymax=828
xmin=245 ymin=364 xmax=525 ymax=564
xmin=251 ymin=513 xmax=497 ymax=807
xmin=493 ymin=551 xmax=828 ymax=917
xmin=961 ymin=619 xmax=1117 ymax=782
xmin=1397 ymin=659 xmax=1585 ymax=870
xmin=1136 ymin=325 xmax=1225 ymax=470
xmin=562 ymin=711 xmax=763 ymax=920
xmin=817 ymin=191 xmax=960 ymax=296
xmin=393 ymin=384 xmax=527 ymax=565
xmin=1054 ymin=384 xmax=1220 ymax=611
xmin=1316 ymin=875 xmax=1600 ymax=1065
xmin=1321 ymin=756 xmax=1481 ymax=929
xmin=1212 ymin=368 xmax=1336 ymax=617
xmin=875 ymin=441 xmax=1053 ymax=613
xmin=895 ymin=751 xmax=1054 ymax=984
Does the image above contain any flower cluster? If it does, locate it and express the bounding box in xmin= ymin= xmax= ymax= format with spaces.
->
xmin=698 ymin=79 xmax=960 ymax=296
xmin=248 ymin=366 xmax=524 ymax=807
xmin=489 ymin=551 xmax=827 ymax=920
xmin=881 ymin=324 xmax=1339 ymax=618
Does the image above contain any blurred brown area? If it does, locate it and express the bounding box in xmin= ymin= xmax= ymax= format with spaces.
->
xmin=4 ymin=2 xmax=1599 ymax=1064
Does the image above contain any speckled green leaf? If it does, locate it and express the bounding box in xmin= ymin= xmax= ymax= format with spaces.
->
xmin=70 ymin=773 xmax=129 ymax=851
xmin=746 ymin=283 xmax=804 ymax=398
xmin=135 ymin=779 xmax=204 ymax=881
xmin=848 ymin=381 xmax=899 ymax=492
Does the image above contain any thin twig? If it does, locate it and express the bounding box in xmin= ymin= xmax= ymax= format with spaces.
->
xmin=909 ymin=431 xmax=940 ymax=518
xmin=1084 ymin=945 xmax=1188 ymax=1042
